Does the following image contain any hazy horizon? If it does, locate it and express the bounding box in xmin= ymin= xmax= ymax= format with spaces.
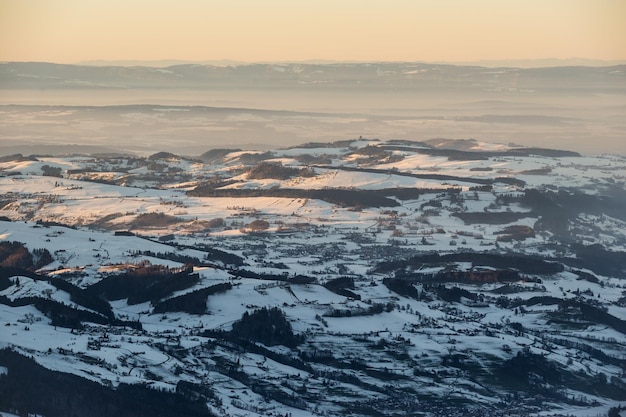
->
xmin=4 ymin=58 xmax=624 ymax=69
xmin=1 ymin=1 xmax=624 ymax=156
xmin=1 ymin=62 xmax=624 ymax=157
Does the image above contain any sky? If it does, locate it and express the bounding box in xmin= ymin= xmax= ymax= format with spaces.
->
xmin=1 ymin=0 xmax=625 ymax=64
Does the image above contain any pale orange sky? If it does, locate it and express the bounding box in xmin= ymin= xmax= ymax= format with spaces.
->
xmin=1 ymin=0 xmax=625 ymax=63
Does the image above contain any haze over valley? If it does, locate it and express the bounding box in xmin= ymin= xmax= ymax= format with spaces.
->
xmin=1 ymin=62 xmax=625 ymax=156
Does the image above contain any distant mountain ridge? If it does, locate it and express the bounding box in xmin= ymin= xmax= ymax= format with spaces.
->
xmin=75 ymin=58 xmax=626 ymax=68
xmin=1 ymin=61 xmax=624 ymax=92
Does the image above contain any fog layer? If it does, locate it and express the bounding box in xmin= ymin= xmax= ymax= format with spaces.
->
xmin=1 ymin=62 xmax=624 ymax=155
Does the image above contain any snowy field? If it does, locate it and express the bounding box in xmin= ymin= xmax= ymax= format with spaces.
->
xmin=1 ymin=138 xmax=625 ymax=416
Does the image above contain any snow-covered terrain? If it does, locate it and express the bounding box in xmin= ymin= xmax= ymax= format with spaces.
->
xmin=1 ymin=138 xmax=625 ymax=417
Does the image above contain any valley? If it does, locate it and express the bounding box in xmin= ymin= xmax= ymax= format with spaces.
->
xmin=1 ymin=138 xmax=625 ymax=417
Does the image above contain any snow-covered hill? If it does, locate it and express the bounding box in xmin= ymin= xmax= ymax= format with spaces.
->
xmin=1 ymin=139 xmax=625 ymax=417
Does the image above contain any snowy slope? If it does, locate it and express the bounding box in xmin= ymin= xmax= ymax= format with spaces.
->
xmin=1 ymin=139 xmax=625 ymax=417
